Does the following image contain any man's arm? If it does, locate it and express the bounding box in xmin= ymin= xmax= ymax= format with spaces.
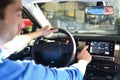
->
xmin=0 ymin=59 xmax=87 ymax=80
xmin=72 ymin=46 xmax=92 ymax=76
xmin=72 ymin=60 xmax=88 ymax=76
xmin=0 ymin=46 xmax=91 ymax=80
xmin=3 ymin=26 xmax=58 ymax=53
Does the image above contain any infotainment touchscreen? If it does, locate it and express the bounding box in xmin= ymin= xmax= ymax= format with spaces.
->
xmin=86 ymin=40 xmax=115 ymax=57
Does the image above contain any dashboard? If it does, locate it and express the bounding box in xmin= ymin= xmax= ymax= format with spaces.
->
xmin=56 ymin=36 xmax=120 ymax=80
xmin=46 ymin=35 xmax=120 ymax=80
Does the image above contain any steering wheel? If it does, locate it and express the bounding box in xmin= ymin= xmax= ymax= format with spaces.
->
xmin=32 ymin=28 xmax=76 ymax=67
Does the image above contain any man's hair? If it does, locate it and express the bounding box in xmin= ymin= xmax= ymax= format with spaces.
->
xmin=0 ymin=0 xmax=15 ymax=20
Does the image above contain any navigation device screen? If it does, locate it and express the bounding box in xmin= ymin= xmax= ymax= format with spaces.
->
xmin=86 ymin=40 xmax=115 ymax=57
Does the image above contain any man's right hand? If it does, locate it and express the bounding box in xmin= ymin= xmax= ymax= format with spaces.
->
xmin=40 ymin=26 xmax=58 ymax=36
xmin=77 ymin=46 xmax=92 ymax=64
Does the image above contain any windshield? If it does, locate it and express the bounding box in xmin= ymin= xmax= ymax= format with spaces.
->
xmin=25 ymin=0 xmax=120 ymax=35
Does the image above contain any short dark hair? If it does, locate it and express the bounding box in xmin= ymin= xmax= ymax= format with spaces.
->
xmin=0 ymin=0 xmax=15 ymax=20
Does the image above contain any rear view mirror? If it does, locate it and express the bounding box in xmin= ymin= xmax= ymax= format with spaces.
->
xmin=85 ymin=6 xmax=114 ymax=15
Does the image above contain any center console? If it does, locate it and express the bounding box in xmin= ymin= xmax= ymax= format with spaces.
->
xmin=78 ymin=40 xmax=120 ymax=80
xmin=86 ymin=40 xmax=115 ymax=61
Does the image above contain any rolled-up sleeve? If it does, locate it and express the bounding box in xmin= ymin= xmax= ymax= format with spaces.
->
xmin=71 ymin=60 xmax=88 ymax=76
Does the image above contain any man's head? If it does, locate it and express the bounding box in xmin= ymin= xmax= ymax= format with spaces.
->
xmin=0 ymin=0 xmax=23 ymax=45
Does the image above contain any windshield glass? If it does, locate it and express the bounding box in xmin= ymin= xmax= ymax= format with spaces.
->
xmin=32 ymin=0 xmax=119 ymax=35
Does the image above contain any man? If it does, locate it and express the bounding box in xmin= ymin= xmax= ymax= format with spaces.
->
xmin=0 ymin=0 xmax=92 ymax=80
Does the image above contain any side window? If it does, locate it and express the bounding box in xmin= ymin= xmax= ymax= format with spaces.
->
xmin=21 ymin=12 xmax=33 ymax=34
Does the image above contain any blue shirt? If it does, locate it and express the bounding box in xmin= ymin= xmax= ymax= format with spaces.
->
xmin=0 ymin=59 xmax=84 ymax=80
xmin=0 ymin=48 xmax=87 ymax=80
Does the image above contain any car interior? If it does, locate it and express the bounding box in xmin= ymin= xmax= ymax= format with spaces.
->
xmin=8 ymin=0 xmax=120 ymax=80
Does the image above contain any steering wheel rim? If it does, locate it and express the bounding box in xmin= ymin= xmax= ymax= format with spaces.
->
xmin=32 ymin=28 xmax=76 ymax=67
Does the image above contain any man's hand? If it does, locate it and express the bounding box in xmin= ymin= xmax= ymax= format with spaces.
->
xmin=77 ymin=46 xmax=92 ymax=64
xmin=40 ymin=25 xmax=58 ymax=36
